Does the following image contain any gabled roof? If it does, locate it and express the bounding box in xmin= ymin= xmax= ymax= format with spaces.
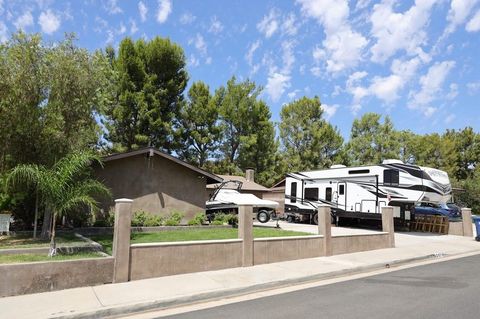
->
xmin=207 ymin=174 xmax=270 ymax=192
xmin=102 ymin=147 xmax=223 ymax=184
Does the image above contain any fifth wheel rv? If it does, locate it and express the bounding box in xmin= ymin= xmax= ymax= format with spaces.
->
xmin=284 ymin=160 xmax=452 ymax=225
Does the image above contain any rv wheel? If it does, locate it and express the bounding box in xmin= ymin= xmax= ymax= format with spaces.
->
xmin=257 ymin=210 xmax=271 ymax=223
xmin=286 ymin=215 xmax=295 ymax=223
xmin=313 ymin=213 xmax=319 ymax=225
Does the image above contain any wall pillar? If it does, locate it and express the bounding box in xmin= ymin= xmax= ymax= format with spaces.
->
xmin=112 ymin=198 xmax=133 ymax=283
xmin=381 ymin=206 xmax=395 ymax=247
xmin=461 ymin=208 xmax=473 ymax=238
xmin=317 ymin=205 xmax=332 ymax=256
xmin=238 ymin=205 xmax=253 ymax=266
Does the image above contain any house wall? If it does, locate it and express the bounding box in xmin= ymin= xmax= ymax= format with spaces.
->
xmin=0 ymin=257 xmax=114 ymax=297
xmin=129 ymin=239 xmax=243 ymax=280
xmin=263 ymin=187 xmax=285 ymax=214
xmin=95 ymin=154 xmax=207 ymax=221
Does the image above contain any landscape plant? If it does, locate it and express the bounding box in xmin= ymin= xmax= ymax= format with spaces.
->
xmin=164 ymin=211 xmax=184 ymax=226
xmin=187 ymin=212 xmax=206 ymax=225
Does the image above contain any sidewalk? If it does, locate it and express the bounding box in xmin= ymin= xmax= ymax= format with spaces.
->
xmin=1 ymin=231 xmax=479 ymax=319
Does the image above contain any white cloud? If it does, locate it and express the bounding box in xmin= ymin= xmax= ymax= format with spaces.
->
xmin=370 ymin=0 xmax=437 ymax=63
xmin=447 ymin=0 xmax=479 ymax=31
xmin=209 ymin=16 xmax=223 ymax=34
xmin=194 ymin=33 xmax=207 ymax=55
xmin=0 ymin=21 xmax=7 ymax=43
xmin=156 ymin=0 xmax=171 ymax=24
xmin=466 ymin=9 xmax=480 ymax=32
xmin=245 ymin=40 xmax=261 ymax=65
xmin=287 ymin=89 xmax=300 ymax=100
xmin=138 ymin=1 xmax=148 ymax=22
xmin=310 ymin=66 xmax=322 ymax=77
xmin=467 ymin=81 xmax=480 ymax=94
xmin=0 ymin=0 xmax=3 ymax=16
xmin=281 ymin=40 xmax=295 ymax=73
xmin=130 ymin=19 xmax=138 ymax=34
xmin=351 ymin=104 xmax=362 ymax=114
xmin=265 ymin=72 xmax=291 ymax=102
xmin=205 ymin=56 xmax=212 ymax=65
xmin=105 ymin=0 xmax=123 ymax=15
xmin=409 ymin=60 xmax=456 ymax=114
xmin=180 ymin=12 xmax=195 ymax=25
xmin=38 ymin=10 xmax=61 ymax=34
xmin=298 ymin=0 xmax=367 ymax=73
xmin=189 ymin=54 xmax=199 ymax=68
xmin=321 ymin=104 xmax=339 ymax=120
xmin=14 ymin=11 xmax=34 ymax=30
xmin=281 ymin=12 xmax=298 ymax=36
xmin=118 ymin=22 xmax=126 ymax=35
xmin=447 ymin=83 xmax=459 ymax=100
xmin=445 ymin=113 xmax=456 ymax=124
xmin=257 ymin=8 xmax=279 ymax=38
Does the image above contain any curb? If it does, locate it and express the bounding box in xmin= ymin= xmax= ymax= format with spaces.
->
xmin=49 ymin=251 xmax=474 ymax=319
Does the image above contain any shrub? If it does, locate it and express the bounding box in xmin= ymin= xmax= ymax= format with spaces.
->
xmin=165 ymin=211 xmax=184 ymax=226
xmin=188 ymin=213 xmax=206 ymax=226
xmin=92 ymin=208 xmax=115 ymax=227
xmin=131 ymin=210 xmax=149 ymax=227
xmin=213 ymin=213 xmax=226 ymax=223
xmin=144 ymin=214 xmax=163 ymax=227
xmin=225 ymin=214 xmax=238 ymax=227
xmin=211 ymin=220 xmax=224 ymax=225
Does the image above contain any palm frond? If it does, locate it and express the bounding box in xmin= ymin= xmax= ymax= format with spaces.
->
xmin=73 ymin=179 xmax=112 ymax=199
xmin=58 ymin=194 xmax=98 ymax=216
xmin=53 ymin=151 xmax=102 ymax=185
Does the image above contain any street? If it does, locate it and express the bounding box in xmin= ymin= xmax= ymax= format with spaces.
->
xmin=157 ymin=254 xmax=480 ymax=319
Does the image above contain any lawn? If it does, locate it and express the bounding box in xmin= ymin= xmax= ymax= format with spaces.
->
xmin=0 ymin=252 xmax=106 ymax=264
xmin=0 ymin=232 xmax=84 ymax=249
xmin=90 ymin=227 xmax=311 ymax=255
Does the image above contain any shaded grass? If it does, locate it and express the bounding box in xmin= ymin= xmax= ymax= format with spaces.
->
xmin=0 ymin=232 xmax=83 ymax=249
xmin=89 ymin=227 xmax=311 ymax=255
xmin=0 ymin=252 xmax=106 ymax=264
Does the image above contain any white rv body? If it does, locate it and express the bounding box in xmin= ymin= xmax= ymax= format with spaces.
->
xmin=284 ymin=161 xmax=452 ymax=222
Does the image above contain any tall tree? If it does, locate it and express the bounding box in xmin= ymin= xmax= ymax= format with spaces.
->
xmin=346 ymin=113 xmax=400 ymax=165
xmin=214 ymin=77 xmax=278 ymax=185
xmin=105 ymin=36 xmax=188 ymax=152
xmin=279 ymin=96 xmax=343 ymax=171
xmin=178 ymin=81 xmax=221 ymax=168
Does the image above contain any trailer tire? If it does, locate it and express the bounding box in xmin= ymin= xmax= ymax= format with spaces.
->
xmin=257 ymin=210 xmax=270 ymax=223
xmin=286 ymin=215 xmax=295 ymax=223
xmin=313 ymin=213 xmax=319 ymax=225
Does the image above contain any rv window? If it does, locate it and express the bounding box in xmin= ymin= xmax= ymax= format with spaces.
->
xmin=348 ymin=169 xmax=370 ymax=174
xmin=304 ymin=188 xmax=319 ymax=201
xmin=339 ymin=184 xmax=345 ymax=195
xmin=291 ymin=182 xmax=297 ymax=203
xmin=325 ymin=187 xmax=332 ymax=202
xmin=384 ymin=169 xmax=399 ymax=185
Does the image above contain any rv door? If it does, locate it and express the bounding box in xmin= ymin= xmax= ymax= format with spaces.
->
xmin=336 ymin=182 xmax=346 ymax=210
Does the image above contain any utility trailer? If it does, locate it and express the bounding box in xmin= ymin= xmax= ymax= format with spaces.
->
xmin=206 ymin=180 xmax=279 ymax=223
xmin=284 ymin=160 xmax=452 ymax=225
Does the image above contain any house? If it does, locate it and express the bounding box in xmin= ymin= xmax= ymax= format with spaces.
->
xmin=94 ymin=148 xmax=222 ymax=221
xmin=206 ymin=169 xmax=271 ymax=200
xmin=262 ymin=178 xmax=286 ymax=215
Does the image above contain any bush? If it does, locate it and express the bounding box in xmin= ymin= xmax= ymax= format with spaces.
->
xmin=92 ymin=208 xmax=114 ymax=227
xmin=165 ymin=211 xmax=184 ymax=226
xmin=211 ymin=220 xmax=224 ymax=225
xmin=188 ymin=213 xmax=206 ymax=226
xmin=225 ymin=214 xmax=238 ymax=227
xmin=144 ymin=214 xmax=163 ymax=227
xmin=131 ymin=210 xmax=149 ymax=227
xmin=213 ymin=213 xmax=226 ymax=223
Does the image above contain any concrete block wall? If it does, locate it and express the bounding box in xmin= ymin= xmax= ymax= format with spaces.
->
xmin=253 ymin=236 xmax=323 ymax=265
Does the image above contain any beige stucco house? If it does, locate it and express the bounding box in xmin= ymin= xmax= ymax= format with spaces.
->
xmin=95 ymin=148 xmax=222 ymax=221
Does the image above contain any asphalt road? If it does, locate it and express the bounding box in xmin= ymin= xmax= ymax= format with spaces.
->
xmin=162 ymin=255 xmax=480 ymax=319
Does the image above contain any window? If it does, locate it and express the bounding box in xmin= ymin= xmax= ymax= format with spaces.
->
xmin=304 ymin=188 xmax=319 ymax=201
xmin=325 ymin=187 xmax=332 ymax=202
xmin=339 ymin=184 xmax=345 ymax=195
xmin=290 ymin=182 xmax=297 ymax=203
xmin=348 ymin=169 xmax=370 ymax=174
xmin=384 ymin=169 xmax=399 ymax=185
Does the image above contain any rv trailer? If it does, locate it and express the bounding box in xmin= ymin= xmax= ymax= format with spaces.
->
xmin=284 ymin=160 xmax=452 ymax=225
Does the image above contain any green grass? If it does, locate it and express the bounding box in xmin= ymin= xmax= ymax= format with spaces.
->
xmin=0 ymin=252 xmax=105 ymax=264
xmin=0 ymin=232 xmax=84 ymax=249
xmin=89 ymin=227 xmax=311 ymax=255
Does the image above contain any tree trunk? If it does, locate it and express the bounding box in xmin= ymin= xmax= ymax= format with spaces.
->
xmin=40 ymin=208 xmax=51 ymax=240
xmin=33 ymin=191 xmax=39 ymax=239
xmin=48 ymin=212 xmax=57 ymax=257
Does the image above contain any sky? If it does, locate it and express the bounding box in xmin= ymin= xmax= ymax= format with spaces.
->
xmin=1 ymin=0 xmax=480 ymax=139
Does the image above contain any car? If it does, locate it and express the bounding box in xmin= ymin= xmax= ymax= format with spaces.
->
xmin=412 ymin=202 xmax=461 ymax=220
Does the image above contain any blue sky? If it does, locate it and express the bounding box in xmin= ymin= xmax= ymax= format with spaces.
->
xmin=1 ymin=0 xmax=480 ymax=139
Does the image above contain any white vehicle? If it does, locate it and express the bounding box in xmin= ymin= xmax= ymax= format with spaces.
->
xmin=284 ymin=159 xmax=452 ymax=225
xmin=206 ymin=181 xmax=279 ymax=223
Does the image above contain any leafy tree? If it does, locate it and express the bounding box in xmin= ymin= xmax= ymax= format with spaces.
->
xmin=8 ymin=152 xmax=111 ymax=254
xmin=279 ymin=96 xmax=343 ymax=171
xmin=178 ymin=81 xmax=221 ymax=168
xmin=346 ymin=113 xmax=400 ymax=165
xmin=214 ymin=77 xmax=278 ymax=185
xmin=105 ymin=36 xmax=188 ymax=152
xmin=445 ymin=127 xmax=480 ymax=180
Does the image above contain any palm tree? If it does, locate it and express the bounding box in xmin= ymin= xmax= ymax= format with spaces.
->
xmin=8 ymin=151 xmax=111 ymax=256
